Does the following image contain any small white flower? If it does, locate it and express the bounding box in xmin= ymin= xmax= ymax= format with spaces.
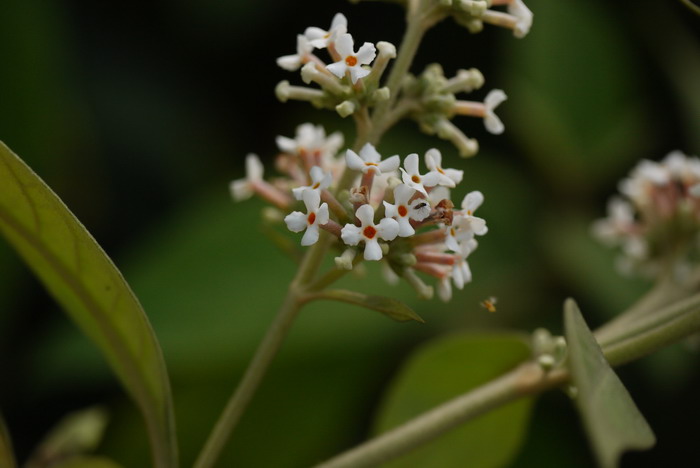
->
xmin=384 ymin=184 xmax=430 ymax=237
xmin=304 ymin=13 xmax=348 ymax=49
xmin=276 ymin=123 xmax=344 ymax=170
xmin=284 ymin=189 xmax=329 ymax=246
xmin=345 ymin=143 xmax=400 ymax=175
xmin=437 ymin=276 xmax=452 ymax=302
xmin=401 ymin=153 xmax=441 ymax=196
xmin=445 ymin=191 xmax=487 ymax=252
xmin=326 ymin=33 xmax=376 ymax=84
xmin=591 ymin=197 xmax=635 ymax=245
xmin=292 ymin=166 xmax=333 ymax=200
xmin=424 ymin=148 xmax=463 ymax=188
xmin=230 ymin=154 xmax=264 ymax=201
xmin=483 ymin=89 xmax=507 ymax=135
xmin=277 ymin=35 xmax=314 ymax=71
xmin=509 ymin=0 xmax=533 ymax=39
xmin=341 ymin=204 xmax=399 ymax=260
xmin=452 ymin=239 xmax=477 ymax=289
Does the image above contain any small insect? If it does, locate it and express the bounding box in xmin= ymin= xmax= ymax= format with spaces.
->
xmin=480 ymin=296 xmax=498 ymax=313
xmin=413 ymin=202 xmax=428 ymax=210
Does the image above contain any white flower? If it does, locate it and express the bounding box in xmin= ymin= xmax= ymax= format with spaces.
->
xmin=591 ymin=197 xmax=635 ymax=245
xmin=445 ymin=191 xmax=488 ymax=252
xmin=277 ymin=35 xmax=314 ymax=71
xmin=509 ymin=0 xmax=533 ymax=39
xmin=341 ymin=204 xmax=399 ymax=260
xmin=326 ymin=33 xmax=376 ymax=84
xmin=284 ymin=189 xmax=329 ymax=246
xmin=304 ymin=13 xmax=348 ymax=49
xmin=292 ymin=166 xmax=333 ymax=200
xmin=401 ymin=153 xmax=440 ymax=196
xmin=345 ymin=143 xmax=400 ymax=175
xmin=384 ymin=184 xmax=431 ymax=237
xmin=424 ymin=148 xmax=463 ymax=188
xmin=619 ymin=160 xmax=670 ymax=204
xmin=230 ymin=154 xmax=264 ymax=201
xmin=452 ymin=239 xmax=477 ymax=289
xmin=276 ymin=123 xmax=344 ymax=171
xmin=483 ymin=89 xmax=507 ymax=135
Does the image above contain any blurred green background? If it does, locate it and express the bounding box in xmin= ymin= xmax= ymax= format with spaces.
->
xmin=1 ymin=0 xmax=699 ymax=466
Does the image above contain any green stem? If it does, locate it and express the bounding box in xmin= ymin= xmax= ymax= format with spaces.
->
xmin=315 ymin=297 xmax=700 ymax=468
xmin=194 ymin=290 xmax=303 ymax=468
xmin=369 ymin=13 xmax=428 ymax=144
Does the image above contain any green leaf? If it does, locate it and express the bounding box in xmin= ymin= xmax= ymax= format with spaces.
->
xmin=0 ymin=141 xmax=177 ymax=468
xmin=0 ymin=413 xmax=17 ymax=468
xmin=25 ymin=406 xmax=108 ymax=468
xmin=307 ymin=289 xmax=425 ymax=323
xmin=564 ymin=299 xmax=656 ymax=468
xmin=374 ymin=333 xmax=533 ymax=468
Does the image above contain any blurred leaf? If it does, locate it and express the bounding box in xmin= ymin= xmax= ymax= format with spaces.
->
xmin=374 ymin=333 xmax=533 ymax=468
xmin=0 ymin=142 xmax=177 ymax=468
xmin=50 ymin=456 xmax=124 ymax=468
xmin=308 ymin=289 xmax=425 ymax=323
xmin=25 ymin=406 xmax=108 ymax=468
xmin=564 ymin=299 xmax=655 ymax=468
xmin=0 ymin=413 xmax=17 ymax=468
xmin=504 ymin=0 xmax=651 ymax=191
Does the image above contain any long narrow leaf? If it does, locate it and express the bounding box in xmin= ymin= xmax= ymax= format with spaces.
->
xmin=564 ymin=299 xmax=655 ymax=468
xmin=0 ymin=142 xmax=177 ymax=467
xmin=0 ymin=412 xmax=17 ymax=468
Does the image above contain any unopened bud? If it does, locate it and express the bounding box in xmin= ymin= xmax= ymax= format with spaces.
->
xmin=336 ymin=100 xmax=356 ymax=118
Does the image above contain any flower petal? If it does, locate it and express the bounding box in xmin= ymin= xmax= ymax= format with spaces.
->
xmin=363 ymin=239 xmax=383 ymax=260
xmin=404 ymin=153 xmax=419 ymax=175
xmin=377 ymin=217 xmax=400 ymax=241
xmin=302 ymin=188 xmax=321 ymax=212
xmin=461 ymin=191 xmax=484 ymax=213
xmin=334 ymin=33 xmax=354 ymax=57
xmin=284 ymin=211 xmax=307 ymax=233
xmin=326 ymin=61 xmax=347 ymax=79
xmin=350 ymin=66 xmax=370 ymax=84
xmin=341 ymin=224 xmax=362 ymax=246
xmin=378 ymin=155 xmax=400 ymax=173
xmin=317 ymin=203 xmax=330 ymax=225
xmin=356 ymin=43 xmax=376 ymax=64
xmin=345 ymin=149 xmax=367 ymax=172
xmin=394 ymin=183 xmax=415 ymax=205
xmin=245 ymin=154 xmax=264 ymax=181
xmin=355 ymin=203 xmax=375 ymax=226
xmin=301 ymin=224 xmax=320 ymax=246
xmin=359 ymin=143 xmax=381 ymax=163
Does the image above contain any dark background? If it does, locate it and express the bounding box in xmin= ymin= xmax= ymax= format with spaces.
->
xmin=1 ymin=0 xmax=699 ymax=466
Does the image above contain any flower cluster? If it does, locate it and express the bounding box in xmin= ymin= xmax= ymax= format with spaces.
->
xmin=593 ymin=150 xmax=700 ymax=276
xmin=445 ymin=0 xmax=533 ymax=38
xmin=231 ymin=123 xmax=488 ymax=301
xmin=274 ymin=11 xmax=512 ymax=158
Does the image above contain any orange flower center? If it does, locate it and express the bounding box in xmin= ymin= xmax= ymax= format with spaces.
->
xmin=411 ymin=175 xmax=421 ymax=184
xmin=398 ymin=205 xmax=408 ymax=217
xmin=312 ymin=182 xmax=320 ymax=189
xmin=308 ymin=212 xmax=316 ymax=225
xmin=363 ymin=226 xmax=377 ymax=239
xmin=345 ymin=55 xmax=358 ymax=67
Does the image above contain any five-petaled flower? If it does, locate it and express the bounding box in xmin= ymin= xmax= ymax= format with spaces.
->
xmin=304 ymin=13 xmax=348 ymax=49
xmin=284 ymin=189 xmax=329 ymax=246
xmin=345 ymin=143 xmax=400 ymax=175
xmin=326 ymin=33 xmax=376 ymax=84
xmin=425 ymin=148 xmax=464 ymax=188
xmin=292 ymin=166 xmax=333 ymax=200
xmin=384 ymin=184 xmax=430 ymax=237
xmin=341 ymin=204 xmax=399 ymax=260
xmin=401 ymin=153 xmax=440 ymax=196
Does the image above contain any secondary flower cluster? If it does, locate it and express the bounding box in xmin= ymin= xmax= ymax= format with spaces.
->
xmin=593 ymin=150 xmax=700 ymax=277
xmin=274 ymin=12 xmax=510 ymax=158
xmin=231 ymin=123 xmax=488 ymax=301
